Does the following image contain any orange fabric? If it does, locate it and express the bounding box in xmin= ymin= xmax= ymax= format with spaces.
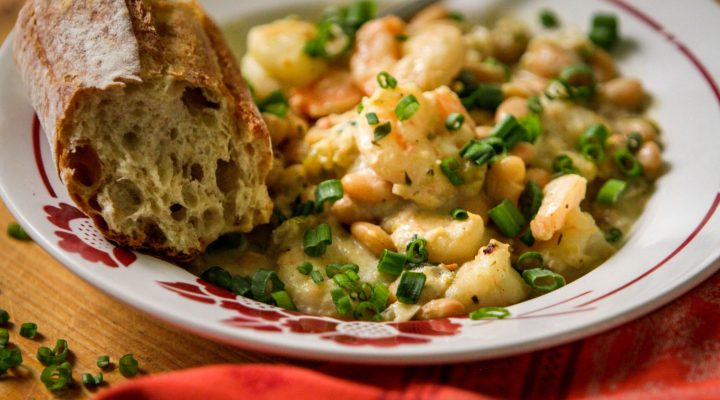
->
xmin=97 ymin=271 xmax=720 ymax=400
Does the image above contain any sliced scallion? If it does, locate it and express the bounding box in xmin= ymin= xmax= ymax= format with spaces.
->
xmin=331 ymin=288 xmax=352 ymax=315
xmin=518 ymin=181 xmax=543 ymax=220
xmin=605 ymin=227 xmax=623 ymax=243
xmin=365 ymin=112 xmax=379 ymax=125
xmin=405 ymin=235 xmax=429 ymax=264
xmin=519 ymin=228 xmax=535 ymax=247
xmin=460 ymin=138 xmax=502 ymax=166
xmin=0 ymin=329 xmax=8 ymax=348
xmin=315 ymin=179 xmax=344 ymax=211
xmin=597 ymin=179 xmax=627 ymax=204
xmin=373 ymin=121 xmax=392 ymax=142
xmin=119 ymin=353 xmax=139 ymax=378
xmin=579 ymin=123 xmax=609 ymax=147
xmin=539 ymin=9 xmax=559 ymax=28
xmin=310 ymin=270 xmax=324 ymax=284
xmin=395 ymin=271 xmax=426 ymax=304
xmin=445 ymin=113 xmax=465 ymax=131
xmin=395 ymin=95 xmax=420 ymax=121
xmin=589 ymin=13 xmax=619 ymax=50
xmin=297 ymin=262 xmax=313 ymax=275
xmin=516 ymin=252 xmax=544 ymax=271
xmin=303 ymin=223 xmax=332 ymax=257
xmin=7 ymin=222 xmax=31 ymax=241
xmin=440 ymin=157 xmax=464 ymax=186
xmin=251 ymin=269 xmax=285 ymax=303
xmin=40 ymin=361 xmax=72 ymax=391
xmin=371 ymin=283 xmax=390 ymax=312
xmin=522 ymin=268 xmax=566 ymax=292
xmin=271 ymin=291 xmax=297 ymax=311
xmin=97 ymin=355 xmax=110 ymax=369
xmin=491 ymin=115 xmax=527 ymax=150
xmin=19 ymin=322 xmax=37 ymax=339
xmin=326 ymin=263 xmax=359 ymax=278
xmin=627 ymin=132 xmax=643 ymax=152
xmin=552 ymin=154 xmax=579 ymax=175
xmin=377 ymin=249 xmax=406 ymax=276
xmin=488 ymin=199 xmax=526 ymax=238
xmin=377 ymin=71 xmax=397 ymax=89
xmin=527 ymin=95 xmax=543 ymax=113
xmin=0 ymin=309 xmax=8 ymax=325
xmin=450 ymin=208 xmax=469 ymax=221
xmin=613 ymin=148 xmax=643 ymax=177
xmin=469 ymin=307 xmax=510 ymax=320
xmin=200 ymin=266 xmax=232 ymax=289
xmin=520 ymin=113 xmax=542 ymax=143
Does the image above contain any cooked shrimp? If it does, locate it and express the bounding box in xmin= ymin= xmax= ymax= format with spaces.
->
xmin=351 ymin=16 xmax=465 ymax=95
xmin=290 ymin=70 xmax=365 ymax=118
xmin=530 ymin=174 xmax=588 ymax=241
xmin=354 ymin=84 xmax=482 ymax=208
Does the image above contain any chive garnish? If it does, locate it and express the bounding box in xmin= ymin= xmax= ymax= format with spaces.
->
xmin=0 ymin=329 xmax=8 ymax=348
xmin=310 ymin=270 xmax=324 ymax=284
xmin=488 ymin=199 xmax=526 ymax=238
xmin=469 ymin=307 xmax=510 ymax=320
xmin=445 ymin=113 xmax=465 ymax=131
xmin=315 ymin=179 xmax=344 ymax=211
xmin=251 ymin=269 xmax=285 ymax=303
xmin=97 ymin=355 xmax=110 ymax=369
xmin=40 ymin=361 xmax=72 ymax=391
xmin=200 ymin=266 xmax=232 ymax=289
xmin=539 ymin=9 xmax=559 ymax=28
xmin=518 ymin=181 xmax=543 ymax=221
xmin=516 ymin=252 xmax=544 ymax=271
xmin=460 ymin=138 xmax=503 ymax=166
xmin=605 ymin=227 xmax=623 ymax=243
xmin=7 ymin=222 xmax=31 ymax=241
xmin=326 ymin=263 xmax=359 ymax=278
xmin=119 ymin=353 xmax=139 ymax=378
xmin=552 ymin=154 xmax=579 ymax=175
xmin=614 ymin=148 xmax=643 ymax=177
xmin=395 ymin=271 xmax=426 ymax=304
xmin=377 ymin=249 xmax=406 ymax=276
xmin=0 ymin=309 xmax=8 ymax=325
xmin=589 ymin=13 xmax=619 ymax=50
xmin=373 ymin=121 xmax=392 ymax=142
xmin=37 ymin=339 xmax=68 ymax=366
xmin=580 ymin=123 xmax=609 ymax=147
xmin=491 ymin=115 xmax=528 ymax=150
xmin=395 ymin=95 xmax=420 ymax=121
xmin=440 ymin=157 xmax=464 ymax=186
xmin=331 ymin=288 xmax=352 ymax=315
xmin=271 ymin=291 xmax=297 ymax=311
xmin=597 ymin=179 xmax=627 ymax=205
xmin=450 ymin=208 xmax=469 ymax=220
xmin=581 ymin=142 xmax=604 ymax=163
xmin=405 ymin=235 xmax=429 ymax=264
xmin=303 ymin=223 xmax=332 ymax=257
xmin=297 ymin=262 xmax=313 ymax=275
xmin=19 ymin=322 xmax=37 ymax=339
xmin=522 ymin=268 xmax=566 ymax=292
xmin=82 ymin=372 xmax=103 ymax=387
xmin=527 ymin=96 xmax=543 ymax=113
xmin=376 ymin=71 xmax=397 ymax=89
xmin=365 ymin=112 xmax=379 ymax=125
xmin=627 ymin=132 xmax=643 ymax=152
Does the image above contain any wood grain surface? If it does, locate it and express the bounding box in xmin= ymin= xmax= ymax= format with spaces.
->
xmin=0 ymin=2 xmax=313 ymax=398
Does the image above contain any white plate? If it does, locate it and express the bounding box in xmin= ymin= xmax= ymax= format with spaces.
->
xmin=1 ymin=0 xmax=719 ymax=364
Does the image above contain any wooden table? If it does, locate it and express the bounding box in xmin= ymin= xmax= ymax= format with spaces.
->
xmin=0 ymin=3 xmax=310 ymax=398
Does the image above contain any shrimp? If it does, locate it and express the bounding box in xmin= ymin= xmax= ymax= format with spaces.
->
xmin=530 ymin=174 xmax=587 ymax=241
xmin=351 ymin=16 xmax=465 ymax=95
xmin=354 ymin=84 xmax=482 ymax=209
xmin=290 ymin=69 xmax=365 ymax=118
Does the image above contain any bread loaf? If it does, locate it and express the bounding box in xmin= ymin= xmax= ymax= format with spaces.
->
xmin=13 ymin=0 xmax=273 ymax=260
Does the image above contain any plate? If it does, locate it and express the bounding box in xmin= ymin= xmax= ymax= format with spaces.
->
xmin=1 ymin=0 xmax=719 ymax=364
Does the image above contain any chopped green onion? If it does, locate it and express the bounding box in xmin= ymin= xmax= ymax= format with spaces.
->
xmin=200 ymin=266 xmax=232 ymax=289
xmin=518 ymin=181 xmax=543 ymax=220
xmin=345 ymin=269 xmax=360 ymax=282
xmin=291 ymin=198 xmax=315 ymax=217
xmin=522 ymin=268 xmax=566 ymax=292
xmin=469 ymin=306 xmax=510 ymax=320
xmin=605 ymin=227 xmax=623 ymax=243
xmin=271 ymin=291 xmax=297 ymax=311
xmin=460 ymin=138 xmax=503 ymax=166
xmin=613 ymin=148 xmax=643 ymax=176
xmin=7 ymin=222 xmax=31 ymax=241
xmin=539 ymin=9 xmax=559 ymax=28
xmin=356 ymin=103 xmax=364 ymax=113
xmin=462 ymin=83 xmax=504 ymax=111
xmin=519 ymin=228 xmax=535 ymax=246
xmin=559 ymin=63 xmax=595 ymax=88
xmin=344 ymin=0 xmax=377 ymax=29
xmin=326 ymin=263 xmax=359 ymax=278
xmin=37 ymin=339 xmax=68 ymax=366
xmin=527 ymin=96 xmax=543 ymax=113
xmin=440 ymin=157 xmax=464 ymax=186
xmin=256 ymin=90 xmax=289 ymax=117
xmin=19 ymin=322 xmax=37 ymax=339
xmin=395 ymin=95 xmax=420 ymax=121
xmin=119 ymin=353 xmax=139 ymax=378
xmin=377 ymin=249 xmax=407 ymax=276
xmin=597 ymin=179 xmax=627 ymax=204
xmin=552 ymin=154 xmax=579 ymax=175
xmin=449 ymin=11 xmax=465 ymax=22
xmin=373 ymin=121 xmax=392 ymax=142
xmin=352 ymin=301 xmax=378 ymax=320
xmin=491 ymin=115 xmax=528 ymax=150
xmin=371 ymin=283 xmax=390 ymax=312
xmin=0 ymin=347 xmax=23 ymax=373
xmin=0 ymin=328 xmax=8 ymax=348
xmin=82 ymin=372 xmax=103 ymax=387
xmin=97 ymin=355 xmax=110 ymax=369
xmin=377 ymin=71 xmax=397 ymax=89
xmin=520 ymin=114 xmax=542 ymax=143
xmin=516 ymin=252 xmax=544 ymax=271
xmin=303 ymin=21 xmax=352 ymax=60
xmin=405 ymin=235 xmax=429 ymax=264
xmin=333 ymin=273 xmax=357 ymax=291
xmin=395 ymin=271 xmax=426 ymax=304
xmin=488 ymin=199 xmax=527 ymax=238
xmin=581 ymin=142 xmax=605 ymax=163
xmin=579 ymin=123 xmax=609 ymax=147
xmin=445 ymin=113 xmax=465 ymax=131
xmin=544 ymin=79 xmax=572 ymax=100
xmin=315 ymin=179 xmax=344 ymax=211
xmin=310 ymin=270 xmax=324 ymax=284
xmin=365 ymin=112 xmax=379 ymax=125
xmin=303 ymin=223 xmax=332 ymax=257
xmin=450 ymin=208 xmax=469 ymax=221
xmin=627 ymin=132 xmax=643 ymax=152
xmin=297 ymin=262 xmax=313 ymax=275
xmin=0 ymin=309 xmax=8 ymax=325
xmin=40 ymin=361 xmax=72 ymax=391
xmin=331 ymin=288 xmax=353 ymax=315
xmin=251 ymin=269 xmax=285 ymax=303
xmin=230 ymin=276 xmax=251 ymax=296
xmin=589 ymin=13 xmax=619 ymax=50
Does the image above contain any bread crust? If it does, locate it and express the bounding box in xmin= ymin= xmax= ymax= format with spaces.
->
xmin=13 ymin=0 xmax=272 ymax=261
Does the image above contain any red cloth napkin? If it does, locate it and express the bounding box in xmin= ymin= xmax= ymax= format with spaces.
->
xmin=97 ymin=270 xmax=720 ymax=400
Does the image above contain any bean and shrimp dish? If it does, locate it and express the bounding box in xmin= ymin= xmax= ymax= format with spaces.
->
xmin=189 ymin=1 xmax=664 ymax=322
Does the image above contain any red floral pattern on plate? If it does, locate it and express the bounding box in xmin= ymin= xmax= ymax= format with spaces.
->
xmin=158 ymin=278 xmax=462 ymax=347
xmin=44 ymin=202 xmax=137 ymax=268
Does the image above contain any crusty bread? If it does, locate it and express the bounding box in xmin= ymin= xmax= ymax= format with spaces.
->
xmin=13 ymin=0 xmax=273 ymax=261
